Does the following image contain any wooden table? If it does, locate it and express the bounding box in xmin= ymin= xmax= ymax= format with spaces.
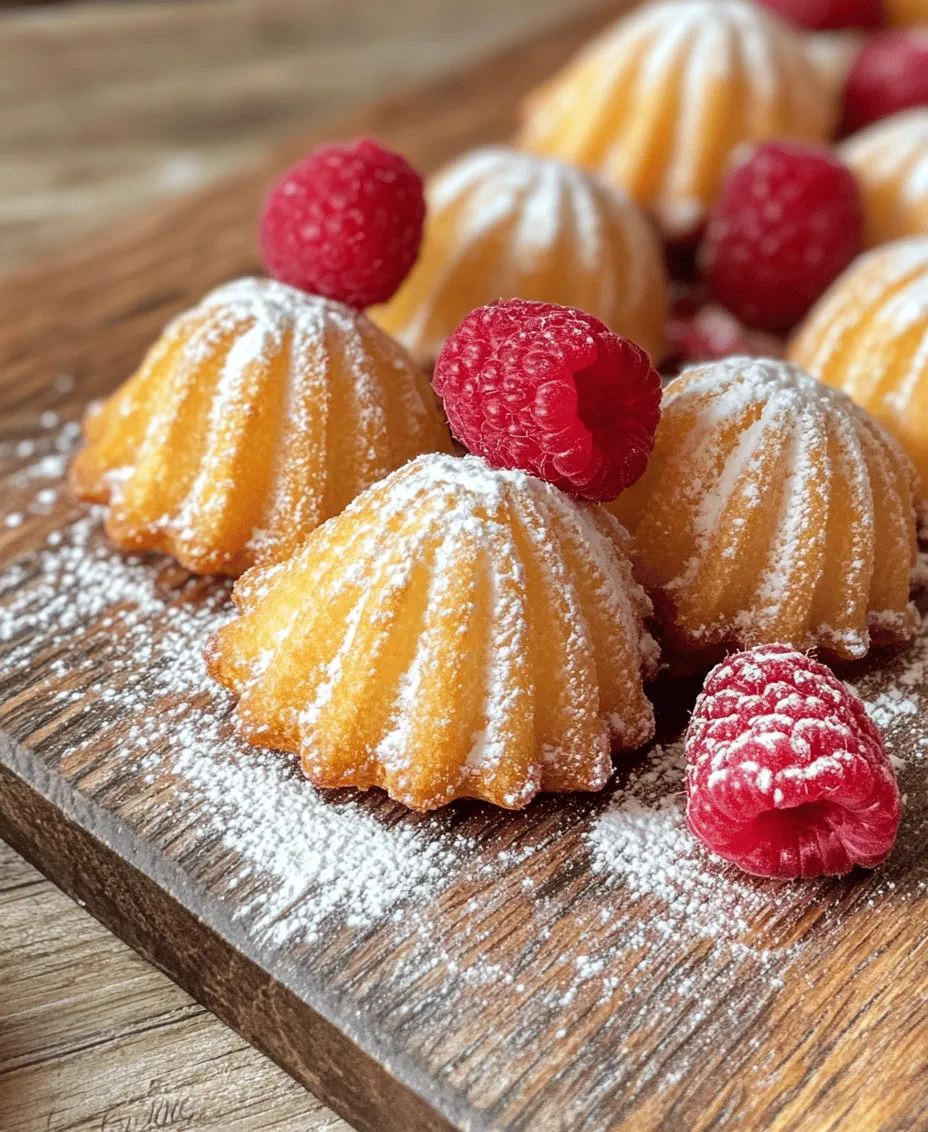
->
xmin=0 ymin=3 xmax=597 ymax=1128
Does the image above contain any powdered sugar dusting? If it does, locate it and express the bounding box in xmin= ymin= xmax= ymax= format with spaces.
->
xmin=519 ymin=0 xmax=835 ymax=237
xmin=1 ymin=505 xmax=465 ymax=947
xmin=792 ymin=237 xmax=928 ymax=399
xmin=848 ymin=610 xmax=928 ymax=753
xmin=221 ymin=453 xmax=658 ymax=810
xmin=840 ymin=109 xmax=928 ymax=245
xmin=589 ymin=740 xmax=773 ymax=939
xmin=4 ymin=424 xmax=928 ymax=1117
xmin=386 ymin=146 xmax=663 ymax=359
xmin=0 ymin=431 xmax=775 ymax=966
xmin=642 ymin=357 xmax=921 ymax=657
xmin=75 ymin=276 xmax=448 ymax=574
xmin=590 ymin=614 xmax=928 ymax=932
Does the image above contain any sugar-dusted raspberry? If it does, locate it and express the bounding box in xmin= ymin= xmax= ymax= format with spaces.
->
xmin=432 ymin=299 xmax=661 ymax=502
xmin=756 ymin=0 xmax=881 ymax=29
xmin=259 ymin=138 xmax=425 ymax=309
xmin=665 ymin=301 xmax=783 ymax=367
xmin=702 ymin=142 xmax=864 ymax=333
xmin=685 ymin=645 xmax=901 ymax=879
xmin=842 ymin=30 xmax=928 ymax=135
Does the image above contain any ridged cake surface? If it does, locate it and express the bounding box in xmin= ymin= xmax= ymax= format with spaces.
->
xmin=206 ymin=454 xmax=660 ymax=811
xmin=517 ymin=0 xmax=840 ymax=238
xmin=608 ymin=358 xmax=920 ymax=666
xmin=840 ymin=110 xmax=928 ymax=246
xmin=790 ymin=238 xmax=928 ymax=502
xmin=70 ymin=278 xmax=452 ymax=576
xmin=372 ymin=147 xmax=667 ymax=363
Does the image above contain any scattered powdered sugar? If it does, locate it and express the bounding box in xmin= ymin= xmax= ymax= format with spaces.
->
xmin=657 ymin=358 xmax=922 ymax=656
xmin=249 ymin=452 xmax=658 ymax=809
xmin=840 ymin=112 xmax=928 ymax=254
xmin=172 ymin=738 xmax=461 ymax=942
xmin=2 ymin=426 xmax=927 ymax=1027
xmin=847 ymin=613 xmax=928 ymax=753
xmin=80 ymin=276 xmax=445 ymax=573
xmin=588 ymin=740 xmax=773 ymax=939
xmin=1 ymin=452 xmax=469 ymax=945
xmin=590 ymin=612 xmax=928 ymax=937
xmin=859 ymin=687 xmax=921 ymax=732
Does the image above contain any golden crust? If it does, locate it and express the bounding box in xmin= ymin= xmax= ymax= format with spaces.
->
xmin=371 ymin=146 xmax=667 ymax=364
xmin=608 ymin=357 xmax=920 ymax=668
xmin=70 ymin=277 xmax=452 ymax=576
xmin=518 ymin=0 xmax=841 ymax=239
xmin=839 ymin=111 xmax=928 ymax=248
xmin=205 ymin=454 xmax=660 ymax=812
xmin=789 ymin=238 xmax=928 ymax=503
xmin=884 ymin=0 xmax=928 ymax=24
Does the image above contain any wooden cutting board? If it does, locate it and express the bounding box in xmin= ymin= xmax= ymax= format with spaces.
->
xmin=2 ymin=5 xmax=928 ymax=1130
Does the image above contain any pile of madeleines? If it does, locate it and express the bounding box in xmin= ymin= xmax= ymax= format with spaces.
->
xmin=68 ymin=0 xmax=928 ymax=881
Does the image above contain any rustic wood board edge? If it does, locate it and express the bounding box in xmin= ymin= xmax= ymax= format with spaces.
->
xmin=0 ymin=9 xmax=629 ymax=1129
xmin=22 ymin=5 xmax=928 ymax=1131
xmin=0 ymin=734 xmax=463 ymax=1132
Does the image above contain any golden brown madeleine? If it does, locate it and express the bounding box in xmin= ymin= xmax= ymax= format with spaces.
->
xmin=790 ymin=238 xmax=928 ymax=505
xmin=70 ymin=278 xmax=452 ymax=576
xmin=608 ymin=357 xmax=920 ymax=667
xmin=517 ymin=0 xmax=841 ymax=240
xmin=371 ymin=147 xmax=667 ymax=364
xmin=205 ymin=454 xmax=660 ymax=812
xmin=839 ymin=111 xmax=928 ymax=247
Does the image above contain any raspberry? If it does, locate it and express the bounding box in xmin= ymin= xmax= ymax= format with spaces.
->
xmin=841 ymin=30 xmax=928 ymax=135
xmin=702 ymin=142 xmax=864 ymax=333
xmin=685 ymin=645 xmax=901 ymax=879
xmin=432 ymin=300 xmax=661 ymax=502
xmin=756 ymin=0 xmax=882 ymax=29
xmin=665 ymin=302 xmax=783 ymax=367
xmin=259 ymin=138 xmax=425 ymax=309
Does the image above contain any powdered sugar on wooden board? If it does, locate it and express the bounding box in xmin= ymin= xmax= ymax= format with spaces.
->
xmin=2 ymin=456 xmax=469 ymax=947
xmin=587 ymin=599 xmax=928 ymax=932
xmin=2 ymin=425 xmax=928 ymax=1030
xmin=588 ymin=740 xmax=774 ymax=940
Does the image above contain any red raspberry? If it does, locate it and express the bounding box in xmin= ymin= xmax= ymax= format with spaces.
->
xmin=685 ymin=645 xmax=901 ymax=879
xmin=432 ymin=300 xmax=661 ymax=502
xmin=702 ymin=142 xmax=864 ymax=333
xmin=259 ymin=138 xmax=425 ymax=309
xmin=842 ymin=30 xmax=928 ymax=135
xmin=756 ymin=0 xmax=882 ymax=29
xmin=665 ymin=302 xmax=783 ymax=367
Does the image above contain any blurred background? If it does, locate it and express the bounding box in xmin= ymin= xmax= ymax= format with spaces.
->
xmin=0 ymin=0 xmax=602 ymax=276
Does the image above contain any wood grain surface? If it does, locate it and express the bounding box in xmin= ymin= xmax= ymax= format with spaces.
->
xmin=0 ymin=842 xmax=352 ymax=1132
xmin=0 ymin=2 xmax=600 ymax=1130
xmin=2 ymin=3 xmax=928 ymax=1132
xmin=0 ymin=0 xmax=595 ymax=277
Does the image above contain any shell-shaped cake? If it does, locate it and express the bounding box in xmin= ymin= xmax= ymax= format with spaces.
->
xmin=608 ymin=358 xmax=920 ymax=667
xmin=70 ymin=278 xmax=453 ymax=576
xmin=839 ymin=110 xmax=928 ymax=247
xmin=372 ymin=147 xmax=667 ymax=364
xmin=206 ymin=454 xmax=660 ymax=811
xmin=517 ymin=0 xmax=841 ymax=238
xmin=789 ymin=238 xmax=928 ymax=501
